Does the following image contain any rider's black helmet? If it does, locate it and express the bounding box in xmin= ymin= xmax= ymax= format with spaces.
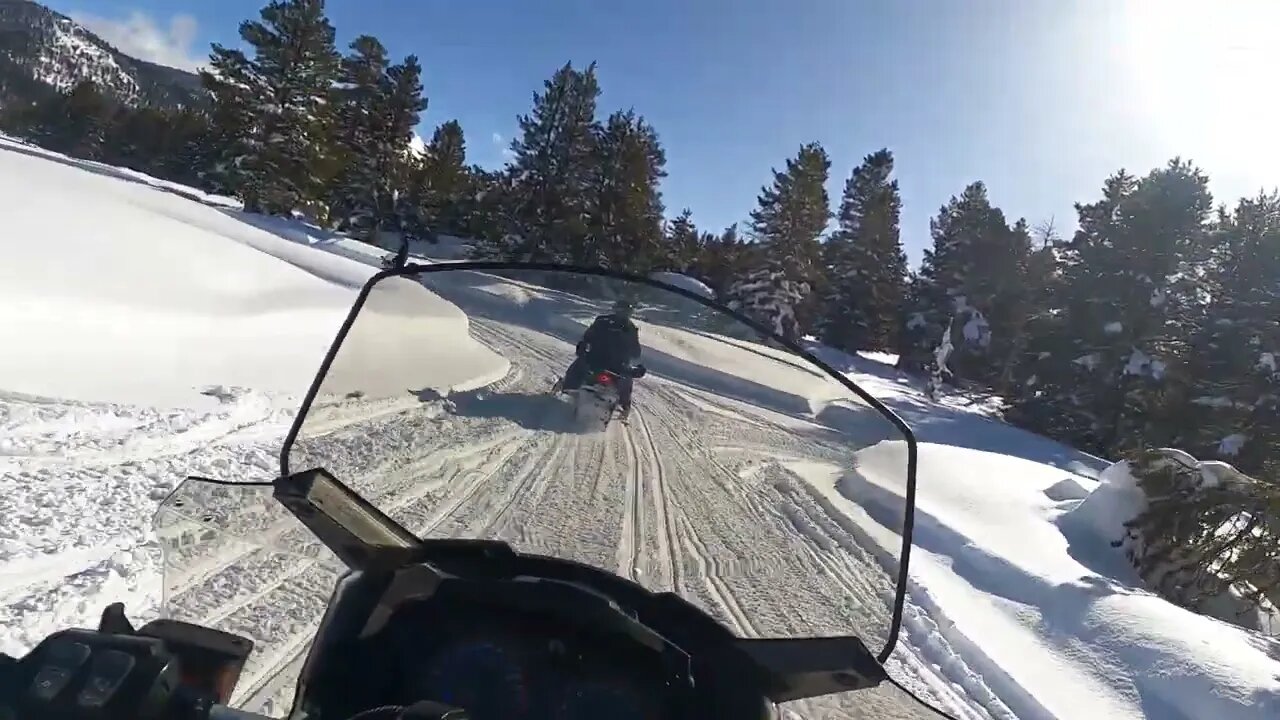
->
xmin=612 ymin=298 xmax=635 ymax=317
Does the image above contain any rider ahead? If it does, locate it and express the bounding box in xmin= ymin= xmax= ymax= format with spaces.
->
xmin=557 ymin=299 xmax=642 ymax=419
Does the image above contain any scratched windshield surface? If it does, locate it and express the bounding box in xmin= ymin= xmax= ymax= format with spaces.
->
xmin=287 ymin=268 xmax=911 ymax=651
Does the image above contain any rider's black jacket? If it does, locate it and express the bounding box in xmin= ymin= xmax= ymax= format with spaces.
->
xmin=577 ymin=314 xmax=640 ymax=372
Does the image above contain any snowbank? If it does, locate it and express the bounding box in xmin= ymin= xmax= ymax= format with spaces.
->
xmin=0 ymin=138 xmax=505 ymax=408
xmin=314 ymin=276 xmax=510 ymax=400
xmin=810 ymin=442 xmax=1280 ymax=719
xmin=0 ymin=141 xmax=350 ymax=407
xmin=1064 ymin=453 xmax=1280 ymax=636
xmin=1063 ymin=459 xmax=1147 ymax=542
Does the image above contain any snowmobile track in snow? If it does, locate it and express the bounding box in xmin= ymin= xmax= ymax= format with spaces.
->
xmin=625 ymin=407 xmax=682 ymax=593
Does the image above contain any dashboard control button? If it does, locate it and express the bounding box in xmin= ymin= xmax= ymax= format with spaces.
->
xmin=76 ymin=649 xmax=136 ymax=708
xmin=28 ymin=641 xmax=91 ymax=701
xmin=29 ymin=666 xmax=73 ymax=702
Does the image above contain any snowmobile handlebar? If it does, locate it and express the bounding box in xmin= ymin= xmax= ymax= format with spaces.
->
xmin=0 ymin=624 xmax=462 ymax=720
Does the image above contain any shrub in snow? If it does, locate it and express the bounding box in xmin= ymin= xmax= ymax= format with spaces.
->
xmin=725 ymin=266 xmax=808 ymax=342
xmin=924 ymin=316 xmax=955 ymax=400
xmin=1086 ymin=448 xmax=1280 ymax=632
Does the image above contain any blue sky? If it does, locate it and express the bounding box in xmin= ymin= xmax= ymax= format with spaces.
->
xmin=49 ymin=0 xmax=1280 ymax=263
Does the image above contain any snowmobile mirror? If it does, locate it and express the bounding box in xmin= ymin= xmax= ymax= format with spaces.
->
xmin=280 ymin=263 xmax=919 ymax=662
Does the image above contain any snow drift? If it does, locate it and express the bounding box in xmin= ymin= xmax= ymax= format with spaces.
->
xmin=0 ymin=136 xmax=506 ymax=664
xmin=0 ymin=135 xmax=505 ymax=408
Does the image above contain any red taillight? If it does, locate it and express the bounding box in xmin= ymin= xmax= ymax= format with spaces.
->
xmin=594 ymin=372 xmax=613 ymax=384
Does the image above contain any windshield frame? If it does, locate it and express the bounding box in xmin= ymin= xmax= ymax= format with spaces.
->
xmin=278 ymin=261 xmax=920 ymax=662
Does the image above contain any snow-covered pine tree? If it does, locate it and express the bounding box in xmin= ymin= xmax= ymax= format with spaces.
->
xmin=330 ymin=37 xmax=426 ymax=241
xmin=727 ymin=143 xmax=831 ymax=342
xmin=1183 ymin=192 xmax=1280 ymax=478
xmin=205 ymin=0 xmax=341 ymax=215
xmin=417 ymin=120 xmax=473 ymax=237
xmin=588 ymin=109 xmax=667 ymax=273
xmin=899 ymin=182 xmax=1030 ymax=385
xmin=691 ymin=224 xmax=750 ymax=297
xmin=28 ymin=80 xmax=113 ymax=160
xmin=727 ymin=263 xmax=808 ymax=341
xmin=819 ymin=149 xmax=907 ymax=353
xmin=200 ymin=45 xmax=260 ymax=197
xmin=465 ymin=168 xmax=521 ymax=258
xmin=1121 ymin=449 xmax=1280 ymax=626
xmin=501 ymin=62 xmax=600 ymax=262
xmin=661 ymin=209 xmax=699 ymax=274
xmin=1008 ymin=161 xmax=1213 ymax=456
xmin=329 ymin=35 xmax=391 ymax=236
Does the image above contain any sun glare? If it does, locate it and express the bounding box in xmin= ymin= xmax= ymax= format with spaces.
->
xmin=1123 ymin=0 xmax=1280 ymax=188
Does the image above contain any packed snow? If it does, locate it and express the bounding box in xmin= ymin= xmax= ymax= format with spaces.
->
xmin=650 ymin=270 xmax=716 ymax=300
xmin=1 ymin=137 xmax=1279 ymax=720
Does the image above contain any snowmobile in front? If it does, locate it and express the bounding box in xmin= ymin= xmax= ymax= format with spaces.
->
xmin=570 ymin=365 xmax=646 ymax=429
xmin=0 ymin=264 xmax=955 ymax=720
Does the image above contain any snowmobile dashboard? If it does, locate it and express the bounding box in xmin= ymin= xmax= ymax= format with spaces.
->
xmin=276 ymin=467 xmax=888 ymax=719
xmin=0 ymin=468 xmax=889 ymax=720
xmin=0 ymin=606 xmax=257 ymax=720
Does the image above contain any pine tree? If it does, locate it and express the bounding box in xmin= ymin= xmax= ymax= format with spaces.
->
xmin=24 ymin=80 xmax=115 ymax=159
xmin=203 ymin=0 xmax=341 ymax=215
xmin=422 ymin=120 xmax=470 ymax=234
xmin=1000 ymin=222 xmax=1067 ymax=398
xmin=727 ymin=263 xmax=808 ymax=341
xmin=396 ymin=119 xmax=475 ymax=239
xmin=661 ymin=209 xmax=699 ymax=273
xmin=691 ymin=224 xmax=750 ymax=296
xmin=1183 ymin=192 xmax=1280 ymax=478
xmin=64 ymin=81 xmax=113 ymax=159
xmin=1009 ymin=161 xmax=1213 ymax=456
xmin=329 ymin=35 xmax=390 ymax=235
xmin=162 ymin=107 xmax=219 ymax=190
xmin=466 ymin=168 xmax=523 ymax=259
xmin=1120 ymin=449 xmax=1280 ymax=623
xmin=586 ymin=109 xmax=667 ymax=272
xmin=200 ymin=46 xmax=259 ymax=196
xmin=330 ymin=36 xmax=427 ymax=241
xmin=899 ymin=181 xmax=1030 ymax=384
xmin=500 ymin=62 xmax=601 ymax=262
xmin=819 ymin=149 xmax=907 ymax=353
xmin=728 ymin=143 xmax=831 ymax=341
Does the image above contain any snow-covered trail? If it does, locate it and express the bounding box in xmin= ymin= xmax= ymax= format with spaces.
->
xmin=453 ymin=309 xmax=998 ymax=720
xmin=0 ymin=387 xmax=294 ymax=654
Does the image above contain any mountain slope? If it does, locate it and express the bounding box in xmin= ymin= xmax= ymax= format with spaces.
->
xmin=0 ymin=0 xmax=202 ymax=108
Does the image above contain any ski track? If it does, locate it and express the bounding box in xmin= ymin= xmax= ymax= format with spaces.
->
xmin=0 ymin=302 xmax=997 ymax=719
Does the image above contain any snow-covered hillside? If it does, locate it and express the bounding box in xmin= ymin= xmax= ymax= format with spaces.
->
xmin=0 ymin=1 xmax=202 ymax=108
xmin=0 ymin=136 xmax=1278 ymax=720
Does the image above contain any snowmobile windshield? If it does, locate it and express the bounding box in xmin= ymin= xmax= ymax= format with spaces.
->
xmin=285 ymin=265 xmax=918 ymax=650
xmin=152 ymin=478 xmax=346 ymax=716
xmin=154 ymin=264 xmax=920 ymax=716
